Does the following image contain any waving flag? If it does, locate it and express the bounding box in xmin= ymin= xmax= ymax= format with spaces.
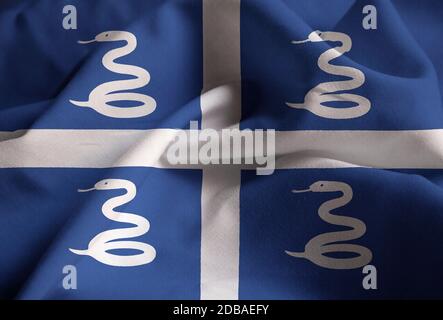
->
xmin=1 ymin=0 xmax=443 ymax=300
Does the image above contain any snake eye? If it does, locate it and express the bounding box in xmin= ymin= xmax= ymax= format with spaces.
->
xmin=320 ymin=184 xmax=324 ymax=187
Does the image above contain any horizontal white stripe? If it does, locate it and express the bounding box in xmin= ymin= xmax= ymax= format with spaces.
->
xmin=0 ymin=129 xmax=180 ymax=169
xmin=275 ymin=130 xmax=443 ymax=169
xmin=1 ymin=129 xmax=443 ymax=169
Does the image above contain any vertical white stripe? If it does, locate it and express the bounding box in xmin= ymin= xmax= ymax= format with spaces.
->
xmin=200 ymin=0 xmax=241 ymax=300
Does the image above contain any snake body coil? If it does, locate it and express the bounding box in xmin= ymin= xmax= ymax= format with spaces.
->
xmin=286 ymin=181 xmax=372 ymax=270
xmin=70 ymin=179 xmax=156 ymax=267
xmin=70 ymin=31 xmax=156 ymax=119
xmin=286 ymin=31 xmax=370 ymax=120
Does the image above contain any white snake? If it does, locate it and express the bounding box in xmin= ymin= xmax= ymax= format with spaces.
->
xmin=286 ymin=31 xmax=370 ymax=119
xmin=70 ymin=31 xmax=156 ymax=119
xmin=286 ymin=181 xmax=372 ymax=270
xmin=69 ymin=179 xmax=156 ymax=267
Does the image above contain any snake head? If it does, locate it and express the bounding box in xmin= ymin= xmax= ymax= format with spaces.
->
xmin=297 ymin=181 xmax=352 ymax=194
xmin=95 ymin=31 xmax=133 ymax=43
xmin=95 ymin=179 xmax=136 ymax=192
xmin=292 ymin=30 xmax=325 ymax=45
xmin=78 ymin=179 xmax=116 ymax=192
xmin=78 ymin=31 xmax=127 ymax=44
xmin=93 ymin=179 xmax=121 ymax=190
xmin=307 ymin=181 xmax=329 ymax=192
xmin=308 ymin=30 xmax=325 ymax=42
xmin=78 ymin=179 xmax=136 ymax=193
xmin=293 ymin=181 xmax=336 ymax=193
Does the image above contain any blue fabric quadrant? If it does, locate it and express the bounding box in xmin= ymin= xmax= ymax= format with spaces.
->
xmin=0 ymin=0 xmax=202 ymax=130
xmin=239 ymin=168 xmax=443 ymax=299
xmin=240 ymin=0 xmax=443 ymax=130
xmin=0 ymin=168 xmax=202 ymax=299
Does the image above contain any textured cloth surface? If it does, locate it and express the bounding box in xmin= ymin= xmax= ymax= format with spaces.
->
xmin=0 ymin=0 xmax=443 ymax=299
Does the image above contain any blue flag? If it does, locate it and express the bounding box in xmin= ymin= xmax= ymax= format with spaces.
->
xmin=1 ymin=0 xmax=443 ymax=299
